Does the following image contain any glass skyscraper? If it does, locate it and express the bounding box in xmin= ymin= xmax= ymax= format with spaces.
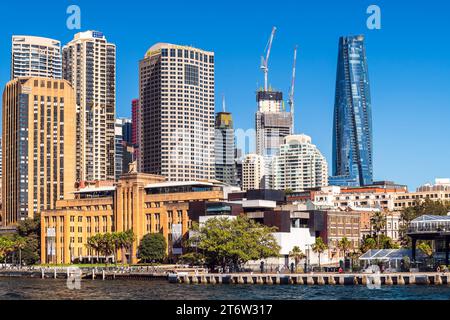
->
xmin=330 ymin=35 xmax=373 ymax=187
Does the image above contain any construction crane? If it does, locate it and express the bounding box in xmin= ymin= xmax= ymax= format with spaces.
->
xmin=289 ymin=45 xmax=298 ymax=133
xmin=260 ymin=26 xmax=277 ymax=92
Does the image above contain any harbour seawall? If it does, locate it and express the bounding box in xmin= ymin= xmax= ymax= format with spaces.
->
xmin=1 ymin=268 xmax=449 ymax=286
xmin=168 ymin=272 xmax=450 ymax=286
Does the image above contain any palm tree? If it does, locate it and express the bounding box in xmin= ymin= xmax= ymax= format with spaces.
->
xmin=337 ymin=237 xmax=352 ymax=260
xmin=371 ymin=210 xmax=386 ymax=247
xmin=86 ymin=234 xmax=102 ymax=263
xmin=289 ymin=246 xmax=306 ymax=272
xmin=122 ymin=230 xmax=136 ymax=264
xmin=112 ymin=232 xmax=124 ymax=265
xmin=312 ymin=237 xmax=328 ymax=269
xmin=13 ymin=237 xmax=27 ymax=267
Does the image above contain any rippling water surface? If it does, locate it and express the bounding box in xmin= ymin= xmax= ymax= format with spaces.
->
xmin=0 ymin=278 xmax=449 ymax=300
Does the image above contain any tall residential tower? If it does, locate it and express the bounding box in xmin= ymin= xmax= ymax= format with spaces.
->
xmin=274 ymin=135 xmax=328 ymax=192
xmin=62 ymin=31 xmax=116 ymax=182
xmin=11 ymin=36 xmax=62 ymax=80
xmin=139 ymin=43 xmax=215 ymax=181
xmin=330 ymin=35 xmax=373 ymax=187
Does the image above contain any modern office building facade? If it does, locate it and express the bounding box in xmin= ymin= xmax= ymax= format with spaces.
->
xmin=11 ymin=36 xmax=62 ymax=80
xmin=215 ymin=111 xmax=237 ymax=185
xmin=330 ymin=35 xmax=373 ymax=187
xmin=139 ymin=43 xmax=215 ymax=181
xmin=2 ymin=77 xmax=76 ymax=226
xmin=274 ymin=135 xmax=328 ymax=192
xmin=62 ymin=31 xmax=116 ymax=182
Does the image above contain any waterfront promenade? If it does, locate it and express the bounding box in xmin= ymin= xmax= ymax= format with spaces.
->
xmin=1 ymin=266 xmax=449 ymax=286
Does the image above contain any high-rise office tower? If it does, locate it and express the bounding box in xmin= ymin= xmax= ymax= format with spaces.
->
xmin=115 ymin=119 xmax=124 ymax=180
xmin=62 ymin=31 xmax=116 ymax=182
xmin=255 ymin=91 xmax=293 ymax=188
xmin=330 ymin=35 xmax=373 ymax=187
xmin=242 ymin=154 xmax=265 ymax=191
xmin=274 ymin=135 xmax=328 ymax=192
xmin=115 ymin=118 xmax=133 ymax=180
xmin=2 ymin=78 xmax=76 ymax=226
xmin=11 ymin=36 xmax=62 ymax=80
xmin=122 ymin=119 xmax=132 ymax=145
xmin=131 ymin=98 xmax=141 ymax=169
xmin=139 ymin=43 xmax=215 ymax=181
xmin=215 ymin=108 xmax=237 ymax=186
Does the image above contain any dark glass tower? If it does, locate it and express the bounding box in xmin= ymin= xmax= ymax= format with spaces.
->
xmin=215 ymin=112 xmax=237 ymax=186
xmin=330 ymin=35 xmax=373 ymax=187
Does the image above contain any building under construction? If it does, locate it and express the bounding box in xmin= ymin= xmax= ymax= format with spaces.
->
xmin=254 ymin=27 xmax=295 ymax=189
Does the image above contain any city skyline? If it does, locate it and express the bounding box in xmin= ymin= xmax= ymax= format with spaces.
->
xmin=0 ymin=1 xmax=449 ymax=190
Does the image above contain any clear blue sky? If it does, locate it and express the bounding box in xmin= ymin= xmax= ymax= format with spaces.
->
xmin=1 ymin=0 xmax=449 ymax=190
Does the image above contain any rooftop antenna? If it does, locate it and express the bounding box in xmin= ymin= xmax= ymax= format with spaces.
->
xmin=289 ymin=45 xmax=298 ymax=134
xmin=260 ymin=26 xmax=277 ymax=92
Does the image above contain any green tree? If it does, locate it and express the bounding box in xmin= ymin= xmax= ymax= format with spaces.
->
xmin=16 ymin=215 xmax=41 ymax=265
xmin=417 ymin=242 xmax=433 ymax=258
xmin=86 ymin=234 xmax=103 ymax=262
xmin=289 ymin=246 xmax=306 ymax=271
xmin=0 ymin=237 xmax=15 ymax=266
xmin=138 ymin=233 xmax=167 ymax=263
xmin=360 ymin=236 xmax=377 ymax=253
xmin=113 ymin=230 xmax=135 ymax=264
xmin=337 ymin=237 xmax=352 ymax=259
xmin=379 ymin=234 xmax=400 ymax=249
xmin=417 ymin=242 xmax=433 ymax=268
xmin=311 ymin=237 xmax=327 ymax=268
xmin=400 ymin=199 xmax=450 ymax=247
xmin=13 ymin=236 xmax=27 ymax=267
xmin=122 ymin=230 xmax=136 ymax=264
xmin=179 ymin=252 xmax=205 ymax=266
xmin=100 ymin=233 xmax=116 ymax=265
xmin=189 ymin=216 xmax=280 ymax=271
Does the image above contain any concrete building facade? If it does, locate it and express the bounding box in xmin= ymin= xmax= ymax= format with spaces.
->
xmin=242 ymin=154 xmax=265 ymax=191
xmin=62 ymin=31 xmax=116 ymax=182
xmin=274 ymin=135 xmax=328 ymax=192
xmin=11 ymin=36 xmax=62 ymax=80
xmin=139 ymin=43 xmax=215 ymax=181
xmin=2 ymin=77 xmax=76 ymax=226
xmin=40 ymin=173 xmax=225 ymax=264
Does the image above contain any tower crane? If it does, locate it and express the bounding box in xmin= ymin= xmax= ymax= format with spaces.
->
xmin=289 ymin=45 xmax=298 ymax=133
xmin=260 ymin=26 xmax=277 ymax=92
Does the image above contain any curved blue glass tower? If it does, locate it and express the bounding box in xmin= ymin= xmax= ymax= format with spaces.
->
xmin=330 ymin=35 xmax=373 ymax=187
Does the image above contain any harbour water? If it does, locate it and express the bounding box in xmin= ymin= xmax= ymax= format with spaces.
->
xmin=0 ymin=278 xmax=449 ymax=300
